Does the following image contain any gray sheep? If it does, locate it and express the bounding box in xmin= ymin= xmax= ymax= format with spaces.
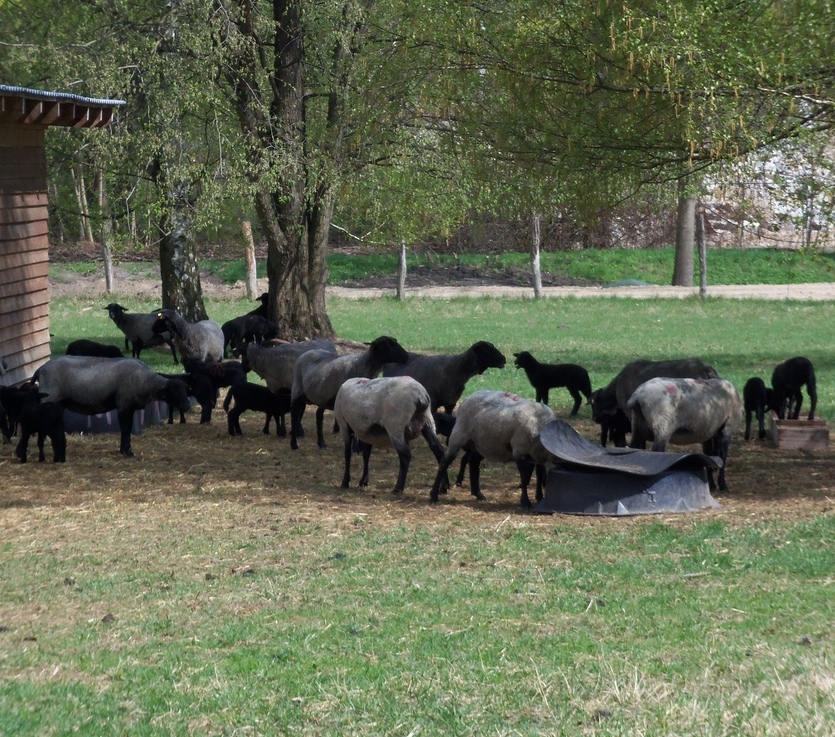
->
xmin=334 ymin=376 xmax=446 ymax=494
xmin=290 ymin=336 xmax=409 ymax=450
xmin=429 ymin=390 xmax=557 ymax=508
xmin=627 ymin=377 xmax=743 ymax=491
xmin=382 ymin=340 xmax=506 ymax=415
xmin=34 ymin=356 xmax=191 ymax=457
xmin=105 ymin=303 xmax=178 ymax=363
xmin=151 ymin=309 xmax=224 ymax=364
xmin=590 ymin=357 xmax=719 ymax=447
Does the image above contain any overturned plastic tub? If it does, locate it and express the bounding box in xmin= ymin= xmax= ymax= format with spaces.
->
xmin=62 ymin=400 xmax=172 ymax=435
xmin=536 ymin=419 xmax=721 ymax=516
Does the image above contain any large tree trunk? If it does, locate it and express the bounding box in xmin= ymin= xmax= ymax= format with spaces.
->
xmin=672 ymin=178 xmax=696 ymax=286
xmin=158 ymin=200 xmax=207 ymax=322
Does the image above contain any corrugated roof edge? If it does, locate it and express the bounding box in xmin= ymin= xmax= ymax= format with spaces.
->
xmin=0 ymin=84 xmax=125 ymax=107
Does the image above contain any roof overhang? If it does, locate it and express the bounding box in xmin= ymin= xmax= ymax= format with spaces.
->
xmin=0 ymin=84 xmax=125 ymax=129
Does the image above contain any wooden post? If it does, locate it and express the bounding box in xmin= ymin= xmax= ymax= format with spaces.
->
xmin=531 ymin=214 xmax=543 ymax=299
xmin=697 ymin=206 xmax=707 ymax=300
xmin=242 ymin=220 xmax=257 ymax=300
xmin=396 ymin=242 xmax=407 ymax=300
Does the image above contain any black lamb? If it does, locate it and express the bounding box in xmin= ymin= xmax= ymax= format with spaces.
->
xmin=66 ymin=339 xmax=125 ymax=358
xmin=159 ymin=372 xmax=217 ymax=424
xmin=0 ymin=385 xmax=66 ymax=463
xmin=221 ymin=314 xmax=279 ymax=357
xmin=742 ymin=377 xmax=773 ymax=440
xmin=223 ymin=382 xmax=292 ymax=436
xmin=513 ymin=351 xmax=592 ymax=416
xmin=771 ymin=356 xmax=817 ymax=420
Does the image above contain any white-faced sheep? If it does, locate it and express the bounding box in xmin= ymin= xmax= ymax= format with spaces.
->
xmin=223 ymin=382 xmax=292 ymax=437
xmin=66 ymin=339 xmax=125 ymax=359
xmin=513 ymin=351 xmax=591 ymax=416
xmin=771 ymin=356 xmax=817 ymax=420
xmin=743 ymin=377 xmax=773 ymax=441
xmin=151 ymin=309 xmax=224 ymax=365
xmin=429 ymin=390 xmax=557 ymax=508
xmin=381 ymin=341 xmax=507 ymax=416
xmin=626 ymin=377 xmax=742 ymax=491
xmin=0 ymin=385 xmax=67 ymax=463
xmin=290 ymin=336 xmax=410 ymax=450
xmin=105 ymin=303 xmax=178 ymax=363
xmin=590 ymin=357 xmax=719 ymax=447
xmin=334 ymin=376 xmax=446 ymax=494
xmin=34 ymin=356 xmax=191 ymax=457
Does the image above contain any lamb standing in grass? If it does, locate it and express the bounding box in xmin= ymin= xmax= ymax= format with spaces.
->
xmin=626 ymin=377 xmax=742 ymax=491
xmin=290 ymin=336 xmax=410 ymax=450
xmin=382 ymin=340 xmax=507 ymax=415
xmin=334 ymin=376 xmax=446 ymax=494
xmin=105 ymin=303 xmax=178 ymax=363
xmin=34 ymin=356 xmax=191 ymax=457
xmin=513 ymin=351 xmax=591 ymax=416
xmin=429 ymin=390 xmax=556 ymax=508
xmin=152 ymin=309 xmax=224 ymax=364
xmin=0 ymin=385 xmax=66 ymax=463
xmin=771 ymin=356 xmax=817 ymax=420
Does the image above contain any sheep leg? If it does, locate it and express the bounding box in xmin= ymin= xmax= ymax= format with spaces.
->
xmin=15 ymin=426 xmax=33 ymax=463
xmin=227 ymin=407 xmax=243 ymax=436
xmin=315 ymin=406 xmax=327 ymax=449
xmin=52 ymin=429 xmax=67 ymax=463
xmin=756 ymin=406 xmax=766 ymax=440
xmin=535 ymin=463 xmax=546 ymax=503
xmin=454 ymin=452 xmax=469 ymax=487
xmin=356 ymin=442 xmax=374 ymax=488
xmin=568 ymin=390 xmax=582 ymax=417
xmin=117 ymin=409 xmax=135 ymax=456
xmin=421 ymin=426 xmax=449 ymax=491
xmin=37 ymin=430 xmax=46 ymax=462
xmin=390 ymin=438 xmax=412 ymax=494
xmin=790 ymin=390 xmax=803 ymax=420
xmin=340 ymin=429 xmax=353 ymax=488
xmin=807 ymin=384 xmax=817 ymax=421
xmin=515 ymin=458 xmax=535 ymax=508
xmin=466 ymin=451 xmax=487 ymax=501
xmin=430 ymin=449 xmax=457 ymax=502
xmin=743 ymin=410 xmax=753 ymax=441
xmin=289 ymin=396 xmax=307 ymax=450
xmin=276 ymin=412 xmax=287 ymax=437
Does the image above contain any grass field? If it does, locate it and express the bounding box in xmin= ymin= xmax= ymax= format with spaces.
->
xmin=2 ymin=267 xmax=835 ymax=735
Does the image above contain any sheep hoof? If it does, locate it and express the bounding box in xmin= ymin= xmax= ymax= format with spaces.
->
xmin=391 ymin=488 xmax=403 ymax=495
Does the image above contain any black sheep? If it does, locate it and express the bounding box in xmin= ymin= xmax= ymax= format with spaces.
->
xmin=513 ymin=351 xmax=592 ymax=416
xmin=66 ymin=339 xmax=125 ymax=358
xmin=742 ymin=377 xmax=773 ymax=440
xmin=221 ymin=314 xmax=279 ymax=357
xmin=0 ymin=385 xmax=66 ymax=463
xmin=160 ymin=372 xmax=217 ymax=424
xmin=223 ymin=382 xmax=291 ymax=436
xmin=771 ymin=356 xmax=817 ymax=420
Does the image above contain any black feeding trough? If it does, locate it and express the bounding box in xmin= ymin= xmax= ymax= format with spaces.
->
xmin=536 ymin=419 xmax=721 ymax=516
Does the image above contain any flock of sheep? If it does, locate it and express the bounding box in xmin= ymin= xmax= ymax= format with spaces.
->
xmin=0 ymin=297 xmax=820 ymax=507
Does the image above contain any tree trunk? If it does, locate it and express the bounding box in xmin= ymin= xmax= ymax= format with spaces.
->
xmin=97 ymin=168 xmax=115 ymax=293
xmin=530 ymin=214 xmax=543 ymax=299
xmin=71 ymin=165 xmax=94 ymax=243
xmin=697 ymin=207 xmax=707 ymax=300
xmin=672 ymin=179 xmax=696 ymax=286
xmin=396 ymin=242 xmax=407 ymax=299
xmin=242 ymin=220 xmax=257 ymax=300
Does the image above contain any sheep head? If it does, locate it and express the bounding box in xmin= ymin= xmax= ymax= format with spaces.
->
xmin=473 ymin=341 xmax=506 ymax=374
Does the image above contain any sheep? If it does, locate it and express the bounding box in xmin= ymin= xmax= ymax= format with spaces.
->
xmin=771 ymin=356 xmax=817 ymax=421
xmin=512 ymin=351 xmax=591 ymax=416
xmin=381 ymin=340 xmax=506 ymax=415
xmin=743 ymin=377 xmax=773 ymax=440
xmin=221 ymin=314 xmax=279 ymax=357
xmin=290 ymin=336 xmax=410 ymax=450
xmin=223 ymin=382 xmax=291 ymax=437
xmin=590 ymin=357 xmax=720 ymax=447
xmin=159 ymin=372 xmax=216 ymax=424
xmin=34 ymin=356 xmax=191 ymax=457
xmin=0 ymin=385 xmax=67 ymax=463
xmin=429 ymin=390 xmax=557 ymax=508
xmin=626 ymin=377 xmax=743 ymax=492
xmin=105 ymin=303 xmax=178 ymax=363
xmin=333 ymin=376 xmax=447 ymax=494
xmin=151 ymin=309 xmax=224 ymax=365
xmin=66 ymin=339 xmax=125 ymax=358
xmin=247 ymin=292 xmax=270 ymax=318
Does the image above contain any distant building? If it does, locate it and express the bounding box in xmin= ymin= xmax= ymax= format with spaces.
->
xmin=0 ymin=84 xmax=123 ymax=386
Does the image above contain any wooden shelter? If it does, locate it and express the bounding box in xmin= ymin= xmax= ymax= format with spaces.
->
xmin=0 ymin=84 xmax=123 ymax=386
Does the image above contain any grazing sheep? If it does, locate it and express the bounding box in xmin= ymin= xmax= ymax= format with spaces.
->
xmin=743 ymin=377 xmax=773 ymax=440
xmin=159 ymin=372 xmax=216 ymax=424
xmin=590 ymin=357 xmax=719 ymax=446
xmin=1 ymin=385 xmax=67 ymax=463
xmin=513 ymin=351 xmax=591 ymax=416
xmin=290 ymin=336 xmax=409 ymax=450
xmin=429 ymin=390 xmax=557 ymax=508
xmin=66 ymin=339 xmax=125 ymax=358
xmin=105 ymin=303 xmax=178 ymax=363
xmin=221 ymin=314 xmax=279 ymax=357
xmin=223 ymin=382 xmax=291 ymax=437
xmin=382 ymin=341 xmax=506 ymax=414
xmin=34 ymin=356 xmax=191 ymax=457
xmin=334 ymin=376 xmax=446 ymax=494
xmin=627 ymin=377 xmax=743 ymax=491
xmin=151 ymin=309 xmax=224 ymax=364
xmin=771 ymin=356 xmax=817 ymax=420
